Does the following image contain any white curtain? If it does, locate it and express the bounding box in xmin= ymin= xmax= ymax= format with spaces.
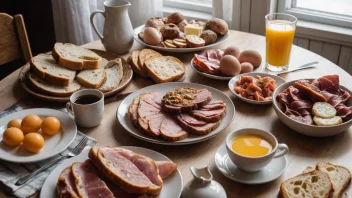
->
xmin=212 ymin=0 xmax=240 ymax=30
xmin=51 ymin=0 xmax=162 ymax=45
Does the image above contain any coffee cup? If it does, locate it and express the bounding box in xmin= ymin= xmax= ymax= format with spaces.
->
xmin=226 ymin=128 xmax=288 ymax=172
xmin=66 ymin=89 xmax=104 ymax=128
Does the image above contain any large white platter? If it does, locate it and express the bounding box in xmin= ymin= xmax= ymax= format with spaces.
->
xmin=117 ymin=82 xmax=235 ymax=145
xmin=0 ymin=108 xmax=77 ymax=163
xmin=40 ymin=146 xmax=183 ymax=198
xmin=133 ymin=25 xmax=229 ymax=53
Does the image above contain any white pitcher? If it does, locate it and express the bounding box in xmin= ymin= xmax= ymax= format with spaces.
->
xmin=90 ymin=0 xmax=133 ymax=54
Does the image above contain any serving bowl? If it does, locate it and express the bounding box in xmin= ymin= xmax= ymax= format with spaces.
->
xmin=228 ymin=72 xmax=286 ymax=105
xmin=272 ymin=79 xmax=352 ymax=137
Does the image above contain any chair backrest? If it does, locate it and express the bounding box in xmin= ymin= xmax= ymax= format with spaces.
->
xmin=0 ymin=13 xmax=32 ymax=65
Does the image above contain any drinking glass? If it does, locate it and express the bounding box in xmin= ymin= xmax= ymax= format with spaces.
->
xmin=265 ymin=13 xmax=297 ymax=71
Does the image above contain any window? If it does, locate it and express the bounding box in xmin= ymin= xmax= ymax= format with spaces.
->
xmin=278 ymin=0 xmax=352 ymax=29
xmin=163 ymin=0 xmax=212 ymax=14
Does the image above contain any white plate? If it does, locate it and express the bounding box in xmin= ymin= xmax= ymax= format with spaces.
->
xmin=190 ymin=57 xmax=261 ymax=80
xmin=133 ymin=25 xmax=229 ymax=53
xmin=117 ymin=82 xmax=235 ymax=145
xmin=228 ymin=72 xmax=286 ymax=105
xmin=40 ymin=146 xmax=183 ymax=198
xmin=215 ymin=144 xmax=287 ymax=184
xmin=0 ymin=108 xmax=77 ymax=163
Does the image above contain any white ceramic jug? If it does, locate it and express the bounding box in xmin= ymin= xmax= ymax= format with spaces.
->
xmin=90 ymin=0 xmax=133 ymax=54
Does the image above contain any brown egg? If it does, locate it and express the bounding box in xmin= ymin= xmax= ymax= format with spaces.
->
xmin=220 ymin=55 xmax=241 ymax=76
xmin=238 ymin=50 xmax=262 ymax=68
xmin=240 ymin=62 xmax=254 ymax=74
xmin=143 ymin=27 xmax=163 ymax=46
xmin=224 ymin=46 xmax=240 ymax=59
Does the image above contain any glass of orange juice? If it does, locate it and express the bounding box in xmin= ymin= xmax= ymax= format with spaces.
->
xmin=265 ymin=13 xmax=297 ymax=71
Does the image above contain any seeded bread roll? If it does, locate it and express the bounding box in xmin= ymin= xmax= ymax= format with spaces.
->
xmin=205 ymin=18 xmax=229 ymax=35
xmin=167 ymin=12 xmax=184 ymax=24
xmin=145 ymin=17 xmax=165 ymax=30
xmin=200 ymin=30 xmax=218 ymax=45
xmin=177 ymin=19 xmax=188 ymax=32
xmin=160 ymin=24 xmax=180 ymax=40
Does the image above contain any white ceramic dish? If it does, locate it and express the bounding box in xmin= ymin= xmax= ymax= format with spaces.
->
xmin=228 ymin=72 xmax=286 ymax=105
xmin=133 ymin=25 xmax=229 ymax=53
xmin=40 ymin=146 xmax=183 ymax=198
xmin=0 ymin=108 xmax=77 ymax=163
xmin=190 ymin=57 xmax=261 ymax=81
xmin=117 ymin=82 xmax=235 ymax=145
xmin=272 ymin=79 xmax=352 ymax=137
xmin=215 ymin=144 xmax=287 ymax=184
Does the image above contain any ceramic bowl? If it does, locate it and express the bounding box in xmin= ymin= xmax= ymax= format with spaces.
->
xmin=272 ymin=79 xmax=352 ymax=137
xmin=228 ymin=72 xmax=286 ymax=105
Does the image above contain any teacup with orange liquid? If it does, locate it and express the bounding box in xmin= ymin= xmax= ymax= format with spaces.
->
xmin=265 ymin=13 xmax=297 ymax=71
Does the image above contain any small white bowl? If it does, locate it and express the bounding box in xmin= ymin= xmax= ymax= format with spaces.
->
xmin=272 ymin=79 xmax=352 ymax=137
xmin=228 ymin=72 xmax=286 ymax=105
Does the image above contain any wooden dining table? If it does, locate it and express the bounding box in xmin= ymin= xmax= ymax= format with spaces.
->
xmin=0 ymin=30 xmax=352 ymax=198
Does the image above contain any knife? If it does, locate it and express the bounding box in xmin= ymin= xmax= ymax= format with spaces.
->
xmin=271 ymin=61 xmax=319 ymax=75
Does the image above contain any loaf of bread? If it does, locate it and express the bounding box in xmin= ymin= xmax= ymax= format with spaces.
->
xmin=30 ymin=54 xmax=76 ymax=87
xmin=52 ymin=43 xmax=102 ymax=70
xmin=144 ymin=56 xmax=185 ymax=83
xmin=76 ymin=68 xmax=106 ymax=89
xmin=28 ymin=73 xmax=81 ymax=97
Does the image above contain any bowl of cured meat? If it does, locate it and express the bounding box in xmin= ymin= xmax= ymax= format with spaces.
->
xmin=273 ymin=75 xmax=352 ymax=137
xmin=228 ymin=73 xmax=286 ymax=105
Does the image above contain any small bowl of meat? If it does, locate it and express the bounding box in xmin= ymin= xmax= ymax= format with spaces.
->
xmin=272 ymin=75 xmax=352 ymax=137
xmin=228 ymin=72 xmax=286 ymax=105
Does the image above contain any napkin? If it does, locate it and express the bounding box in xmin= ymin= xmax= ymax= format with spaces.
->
xmin=0 ymin=104 xmax=96 ymax=198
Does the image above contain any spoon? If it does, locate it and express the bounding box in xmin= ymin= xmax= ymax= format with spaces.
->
xmin=270 ymin=61 xmax=319 ymax=75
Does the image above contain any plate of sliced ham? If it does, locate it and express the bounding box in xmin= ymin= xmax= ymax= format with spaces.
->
xmin=117 ymin=82 xmax=235 ymax=145
xmin=273 ymin=75 xmax=352 ymax=136
xmin=40 ymin=146 xmax=183 ymax=198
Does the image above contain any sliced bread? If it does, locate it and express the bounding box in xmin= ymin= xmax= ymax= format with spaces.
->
xmin=99 ymin=58 xmax=123 ymax=92
xmin=76 ymin=68 xmax=106 ymax=89
xmin=317 ymin=161 xmax=351 ymax=198
xmin=144 ymin=56 xmax=185 ymax=83
xmin=138 ymin=49 xmax=162 ymax=72
xmin=28 ymin=73 xmax=81 ymax=97
xmin=280 ymin=170 xmax=332 ymax=198
xmin=127 ymin=50 xmax=147 ymax=77
xmin=30 ymin=54 xmax=76 ymax=86
xmin=52 ymin=43 xmax=101 ymax=70
xmin=303 ymin=166 xmax=315 ymax=173
xmin=100 ymin=58 xmax=109 ymax=68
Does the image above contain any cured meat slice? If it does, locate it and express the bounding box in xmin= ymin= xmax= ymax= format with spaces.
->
xmin=156 ymin=161 xmax=178 ymax=179
xmin=190 ymin=107 xmax=226 ymax=122
xmin=57 ymin=166 xmax=79 ymax=198
xmin=142 ymin=92 xmax=162 ymax=109
xmin=177 ymin=114 xmax=207 ymax=126
xmin=148 ymin=115 xmax=166 ymax=136
xmin=129 ymin=94 xmax=143 ymax=126
xmin=160 ymin=116 xmax=188 ymax=141
xmin=162 ymin=88 xmax=212 ymax=113
xmin=178 ymin=117 xmax=221 ymax=135
xmin=89 ymin=146 xmax=161 ymax=195
xmin=71 ymin=160 xmax=114 ymax=198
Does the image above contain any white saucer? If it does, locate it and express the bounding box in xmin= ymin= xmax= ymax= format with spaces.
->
xmin=214 ymin=144 xmax=287 ymax=184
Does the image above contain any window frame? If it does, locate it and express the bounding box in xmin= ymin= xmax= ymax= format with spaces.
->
xmin=278 ymin=0 xmax=352 ymax=29
xmin=163 ymin=0 xmax=212 ymax=14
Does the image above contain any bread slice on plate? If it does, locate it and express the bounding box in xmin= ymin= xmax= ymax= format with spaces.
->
xmin=76 ymin=67 xmax=106 ymax=89
xmin=127 ymin=50 xmax=147 ymax=77
xmin=138 ymin=49 xmax=162 ymax=72
xmin=52 ymin=43 xmax=101 ymax=70
xmin=280 ymin=170 xmax=332 ymax=198
xmin=313 ymin=116 xmax=342 ymax=126
xmin=144 ymin=56 xmax=185 ymax=83
xmin=30 ymin=54 xmax=76 ymax=86
xmin=100 ymin=58 xmax=109 ymax=68
xmin=316 ymin=161 xmax=351 ymax=198
xmin=99 ymin=58 xmax=123 ymax=92
xmin=303 ymin=166 xmax=315 ymax=173
xmin=28 ymin=73 xmax=81 ymax=97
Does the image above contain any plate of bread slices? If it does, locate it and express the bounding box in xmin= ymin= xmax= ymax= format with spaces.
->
xmin=280 ymin=161 xmax=351 ymax=198
xmin=127 ymin=49 xmax=186 ymax=82
xmin=19 ymin=43 xmax=133 ymax=102
xmin=40 ymin=145 xmax=183 ymax=198
xmin=133 ymin=12 xmax=229 ymax=52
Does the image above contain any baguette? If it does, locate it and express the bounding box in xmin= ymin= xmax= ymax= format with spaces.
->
xmin=52 ymin=43 xmax=101 ymax=70
xmin=28 ymin=73 xmax=81 ymax=97
xmin=144 ymin=56 xmax=185 ymax=83
xmin=30 ymin=54 xmax=76 ymax=86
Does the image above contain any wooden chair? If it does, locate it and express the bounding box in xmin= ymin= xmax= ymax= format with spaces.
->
xmin=0 ymin=13 xmax=32 ymax=74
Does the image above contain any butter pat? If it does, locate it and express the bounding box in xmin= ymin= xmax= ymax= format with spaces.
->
xmin=184 ymin=24 xmax=203 ymax=36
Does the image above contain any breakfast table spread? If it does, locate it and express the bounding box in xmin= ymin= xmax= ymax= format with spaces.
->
xmin=0 ymin=30 xmax=352 ymax=198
